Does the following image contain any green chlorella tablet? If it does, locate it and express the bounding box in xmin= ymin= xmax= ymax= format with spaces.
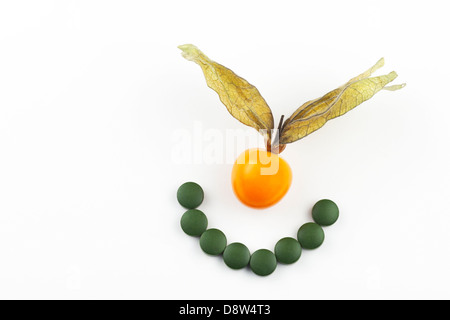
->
xmin=274 ymin=237 xmax=302 ymax=264
xmin=199 ymin=228 xmax=227 ymax=256
xmin=312 ymin=199 xmax=339 ymax=226
xmin=223 ymin=242 xmax=251 ymax=270
xmin=250 ymin=249 xmax=277 ymax=276
xmin=180 ymin=209 xmax=208 ymax=236
xmin=177 ymin=182 xmax=204 ymax=209
xmin=297 ymin=222 xmax=325 ymax=249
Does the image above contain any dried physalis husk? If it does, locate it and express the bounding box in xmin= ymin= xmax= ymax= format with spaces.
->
xmin=179 ymin=45 xmax=405 ymax=153
xmin=276 ymin=58 xmax=406 ymax=150
xmin=178 ymin=44 xmax=274 ymax=149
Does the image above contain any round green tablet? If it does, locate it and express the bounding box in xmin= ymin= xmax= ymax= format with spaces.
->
xmin=250 ymin=249 xmax=277 ymax=276
xmin=274 ymin=237 xmax=302 ymax=264
xmin=297 ymin=222 xmax=325 ymax=249
xmin=180 ymin=209 xmax=208 ymax=236
xmin=223 ymin=242 xmax=251 ymax=270
xmin=199 ymin=228 xmax=227 ymax=256
xmin=312 ymin=199 xmax=339 ymax=226
xmin=177 ymin=182 xmax=204 ymax=209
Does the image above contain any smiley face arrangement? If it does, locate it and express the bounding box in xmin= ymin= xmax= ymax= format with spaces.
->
xmin=177 ymin=46 xmax=404 ymax=275
xmin=179 ymin=44 xmax=405 ymax=208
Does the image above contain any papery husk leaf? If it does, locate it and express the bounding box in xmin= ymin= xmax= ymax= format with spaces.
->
xmin=279 ymin=58 xmax=405 ymax=144
xmin=179 ymin=44 xmax=274 ymax=142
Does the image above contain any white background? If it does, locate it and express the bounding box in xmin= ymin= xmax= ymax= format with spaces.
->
xmin=1 ymin=1 xmax=449 ymax=300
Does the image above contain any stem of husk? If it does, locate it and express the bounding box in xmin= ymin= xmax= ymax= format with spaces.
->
xmin=270 ymin=115 xmax=286 ymax=154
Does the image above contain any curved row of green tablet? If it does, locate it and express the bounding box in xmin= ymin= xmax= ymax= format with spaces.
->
xmin=177 ymin=182 xmax=339 ymax=276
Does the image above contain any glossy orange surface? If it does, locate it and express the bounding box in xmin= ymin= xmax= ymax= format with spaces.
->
xmin=231 ymin=149 xmax=292 ymax=209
